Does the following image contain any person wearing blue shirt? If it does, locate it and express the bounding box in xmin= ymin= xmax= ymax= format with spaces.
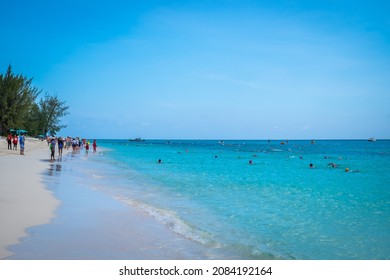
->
xmin=19 ymin=134 xmax=25 ymax=155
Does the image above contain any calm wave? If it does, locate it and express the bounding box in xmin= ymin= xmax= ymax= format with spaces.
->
xmin=86 ymin=139 xmax=390 ymax=259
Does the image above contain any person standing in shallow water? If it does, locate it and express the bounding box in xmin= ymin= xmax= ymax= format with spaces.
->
xmin=50 ymin=138 xmax=56 ymax=161
xmin=93 ymin=140 xmax=97 ymax=153
xmin=85 ymin=140 xmax=90 ymax=154
xmin=58 ymin=137 xmax=64 ymax=159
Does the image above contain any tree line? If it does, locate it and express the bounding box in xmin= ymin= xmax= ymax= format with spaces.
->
xmin=0 ymin=65 xmax=69 ymax=137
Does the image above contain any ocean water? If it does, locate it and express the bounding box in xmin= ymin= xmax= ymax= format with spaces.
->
xmin=62 ymin=140 xmax=390 ymax=259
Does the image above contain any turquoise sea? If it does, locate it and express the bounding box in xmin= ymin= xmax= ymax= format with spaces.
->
xmin=9 ymin=139 xmax=389 ymax=260
xmin=82 ymin=139 xmax=390 ymax=260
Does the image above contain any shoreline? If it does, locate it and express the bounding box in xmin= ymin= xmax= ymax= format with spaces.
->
xmin=0 ymin=137 xmax=60 ymax=259
xmin=2 ymin=138 xmax=217 ymax=259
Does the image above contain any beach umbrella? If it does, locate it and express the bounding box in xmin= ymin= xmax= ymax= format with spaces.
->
xmin=16 ymin=129 xmax=28 ymax=135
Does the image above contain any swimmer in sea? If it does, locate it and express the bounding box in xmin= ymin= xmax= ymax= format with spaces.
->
xmin=327 ymin=162 xmax=337 ymax=168
xmin=249 ymin=160 xmax=253 ymax=165
xmin=309 ymin=163 xmax=314 ymax=168
xmin=345 ymin=168 xmax=359 ymax=173
xmin=158 ymin=159 xmax=162 ymax=164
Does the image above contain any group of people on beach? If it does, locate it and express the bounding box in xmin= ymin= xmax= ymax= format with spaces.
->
xmin=6 ymin=133 xmax=25 ymax=155
xmin=47 ymin=136 xmax=97 ymax=161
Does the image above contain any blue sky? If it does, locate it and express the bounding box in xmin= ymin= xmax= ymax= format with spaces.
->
xmin=1 ymin=0 xmax=389 ymax=139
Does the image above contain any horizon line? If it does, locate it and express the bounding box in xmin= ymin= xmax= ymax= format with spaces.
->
xmin=91 ymin=138 xmax=389 ymax=141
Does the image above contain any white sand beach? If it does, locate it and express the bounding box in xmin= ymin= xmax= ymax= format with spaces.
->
xmin=0 ymin=137 xmax=59 ymax=258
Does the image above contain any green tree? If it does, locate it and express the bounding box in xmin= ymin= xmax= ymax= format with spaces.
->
xmin=0 ymin=65 xmax=39 ymax=134
xmin=36 ymin=93 xmax=69 ymax=136
xmin=26 ymin=102 xmax=43 ymax=136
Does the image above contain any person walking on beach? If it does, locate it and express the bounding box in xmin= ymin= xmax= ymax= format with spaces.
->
xmin=19 ymin=133 xmax=25 ymax=155
xmin=71 ymin=138 xmax=77 ymax=151
xmin=93 ymin=139 xmax=97 ymax=153
xmin=58 ymin=137 xmax=64 ymax=158
xmin=50 ymin=138 xmax=56 ymax=161
xmin=66 ymin=137 xmax=71 ymax=150
xmin=7 ymin=133 xmax=12 ymax=150
xmin=13 ymin=135 xmax=18 ymax=150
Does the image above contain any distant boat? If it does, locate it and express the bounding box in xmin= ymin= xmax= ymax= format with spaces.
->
xmin=129 ymin=138 xmax=145 ymax=142
xmin=368 ymin=138 xmax=376 ymax=142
